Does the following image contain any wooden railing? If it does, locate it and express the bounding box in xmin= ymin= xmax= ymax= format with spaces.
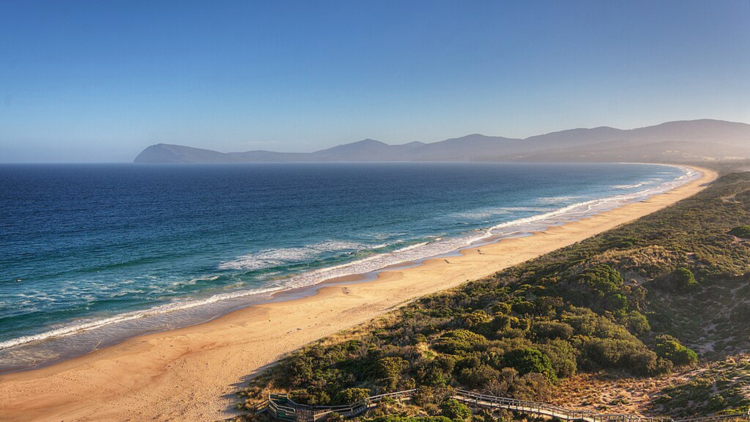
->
xmin=267 ymin=390 xmax=416 ymax=422
xmin=263 ymin=388 xmax=750 ymax=422
xmin=454 ymin=389 xmax=671 ymax=422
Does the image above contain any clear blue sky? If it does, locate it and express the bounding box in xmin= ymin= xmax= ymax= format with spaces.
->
xmin=1 ymin=0 xmax=748 ymax=162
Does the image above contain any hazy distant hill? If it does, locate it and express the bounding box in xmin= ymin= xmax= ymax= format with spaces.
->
xmin=133 ymin=119 xmax=750 ymax=163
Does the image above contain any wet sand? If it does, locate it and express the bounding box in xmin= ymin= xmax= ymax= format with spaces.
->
xmin=0 ymin=166 xmax=717 ymax=422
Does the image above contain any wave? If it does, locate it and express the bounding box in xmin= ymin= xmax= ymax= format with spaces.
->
xmin=0 ymin=165 xmax=701 ymax=353
xmin=535 ymin=195 xmax=586 ymax=204
xmin=218 ymin=240 xmax=377 ymax=271
xmin=611 ymin=182 xmax=653 ymax=189
xmin=0 ymin=285 xmax=286 ymax=352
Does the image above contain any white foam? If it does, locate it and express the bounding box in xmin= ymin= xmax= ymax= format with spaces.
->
xmin=535 ymin=195 xmax=586 ymax=204
xmin=0 ymin=285 xmax=286 ymax=352
xmin=218 ymin=240 xmax=371 ymax=271
xmin=612 ymin=182 xmax=649 ymax=189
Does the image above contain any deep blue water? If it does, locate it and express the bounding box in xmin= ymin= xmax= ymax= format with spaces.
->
xmin=0 ymin=162 xmax=693 ymax=371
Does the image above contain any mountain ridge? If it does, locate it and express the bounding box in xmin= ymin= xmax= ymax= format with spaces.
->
xmin=133 ymin=119 xmax=750 ymax=164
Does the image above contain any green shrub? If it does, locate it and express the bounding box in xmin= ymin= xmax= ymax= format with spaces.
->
xmin=537 ymin=340 xmax=577 ymax=378
xmin=573 ymin=265 xmax=629 ymax=311
xmin=464 ymin=310 xmax=493 ymax=328
xmin=458 ymin=364 xmax=501 ymax=389
xmin=533 ymin=296 xmax=564 ymax=317
xmin=578 ymin=265 xmax=624 ymax=295
xmin=367 ymin=417 xmax=453 ymax=422
xmin=333 ymin=388 xmax=371 ymax=405
xmin=375 ymin=357 xmax=409 ymax=389
xmin=729 ymin=225 xmax=750 ymax=238
xmin=418 ymin=356 xmax=455 ymax=387
xmin=531 ymin=321 xmax=575 ymax=340
xmin=327 ymin=412 xmax=345 ymax=422
xmin=730 ymin=302 xmax=750 ymax=323
xmin=433 ymin=330 xmax=487 ymax=354
xmin=440 ymin=399 xmax=471 ymax=420
xmin=502 ymin=348 xmax=557 ymax=383
xmin=672 ymin=268 xmax=698 ymax=289
xmin=511 ymin=300 xmax=536 ymax=316
xmin=655 ymin=335 xmax=698 ymax=367
xmin=583 ymin=338 xmax=670 ymax=376
xmin=621 ymin=310 xmax=651 ymax=335
xmin=490 ymin=302 xmax=512 ymax=315
xmin=289 ymin=389 xmax=331 ymax=406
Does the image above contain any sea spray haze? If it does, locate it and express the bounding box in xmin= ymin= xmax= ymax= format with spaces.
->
xmin=0 ymin=162 xmax=695 ymax=372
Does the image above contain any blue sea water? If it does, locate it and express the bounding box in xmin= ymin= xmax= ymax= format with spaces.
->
xmin=0 ymin=162 xmax=695 ymax=372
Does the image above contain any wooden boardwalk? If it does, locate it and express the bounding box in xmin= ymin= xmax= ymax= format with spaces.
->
xmin=453 ymin=389 xmax=669 ymax=422
xmin=263 ymin=388 xmax=750 ymax=422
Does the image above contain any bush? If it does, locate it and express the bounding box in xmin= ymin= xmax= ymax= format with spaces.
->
xmin=464 ymin=310 xmax=493 ymax=328
xmin=367 ymin=417 xmax=453 ymax=422
xmin=484 ymin=367 xmax=517 ymax=397
xmin=375 ymin=357 xmax=409 ymax=389
xmin=621 ymin=310 xmax=651 ymax=335
xmin=730 ymin=302 xmax=750 ymax=323
xmin=655 ymin=335 xmax=698 ymax=367
xmin=578 ymin=265 xmax=624 ymax=295
xmin=289 ymin=389 xmax=331 ymax=406
xmin=502 ymin=348 xmax=557 ymax=382
xmin=511 ymin=300 xmax=536 ymax=316
xmin=583 ymin=338 xmax=670 ymax=376
xmin=532 ymin=321 xmax=574 ymax=340
xmin=537 ymin=340 xmax=577 ymax=378
xmin=490 ymin=302 xmax=512 ymax=315
xmin=671 ymin=268 xmax=698 ymax=290
xmin=440 ymin=399 xmax=471 ymax=420
xmin=729 ymin=225 xmax=750 ymax=238
xmin=333 ymin=388 xmax=371 ymax=405
xmin=327 ymin=412 xmax=345 ymax=422
xmin=418 ymin=356 xmax=455 ymax=387
xmin=458 ymin=364 xmax=501 ymax=389
xmin=413 ymin=386 xmax=454 ymax=409
xmin=511 ymin=373 xmax=553 ymax=402
xmin=433 ymin=330 xmax=487 ymax=354
xmin=533 ymin=296 xmax=564 ymax=317
xmin=575 ymin=265 xmax=629 ymax=311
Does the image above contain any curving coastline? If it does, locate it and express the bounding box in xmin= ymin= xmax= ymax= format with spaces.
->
xmin=0 ymin=166 xmax=717 ymax=422
xmin=0 ymin=164 xmax=698 ymax=371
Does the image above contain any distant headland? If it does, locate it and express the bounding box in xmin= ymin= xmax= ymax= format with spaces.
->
xmin=134 ymin=119 xmax=750 ymax=164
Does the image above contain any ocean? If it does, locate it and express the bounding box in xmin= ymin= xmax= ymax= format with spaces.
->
xmin=0 ymin=162 xmax=696 ymax=372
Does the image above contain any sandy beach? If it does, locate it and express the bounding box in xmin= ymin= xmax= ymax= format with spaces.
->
xmin=0 ymin=166 xmax=717 ymax=422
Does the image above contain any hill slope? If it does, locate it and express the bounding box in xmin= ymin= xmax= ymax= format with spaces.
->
xmin=238 ymin=171 xmax=750 ymax=418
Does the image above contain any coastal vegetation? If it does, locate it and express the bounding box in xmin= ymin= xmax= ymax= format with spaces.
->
xmin=238 ymin=171 xmax=750 ymax=419
xmin=650 ymin=355 xmax=750 ymax=417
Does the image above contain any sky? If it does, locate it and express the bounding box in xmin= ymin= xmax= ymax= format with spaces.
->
xmin=0 ymin=0 xmax=749 ymax=162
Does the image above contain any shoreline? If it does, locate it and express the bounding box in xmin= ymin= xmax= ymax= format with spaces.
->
xmin=0 ymin=166 xmax=717 ymax=422
xmin=0 ymin=164 xmax=695 ymax=373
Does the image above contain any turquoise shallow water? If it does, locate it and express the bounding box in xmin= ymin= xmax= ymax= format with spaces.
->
xmin=0 ymin=162 xmax=694 ymax=371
